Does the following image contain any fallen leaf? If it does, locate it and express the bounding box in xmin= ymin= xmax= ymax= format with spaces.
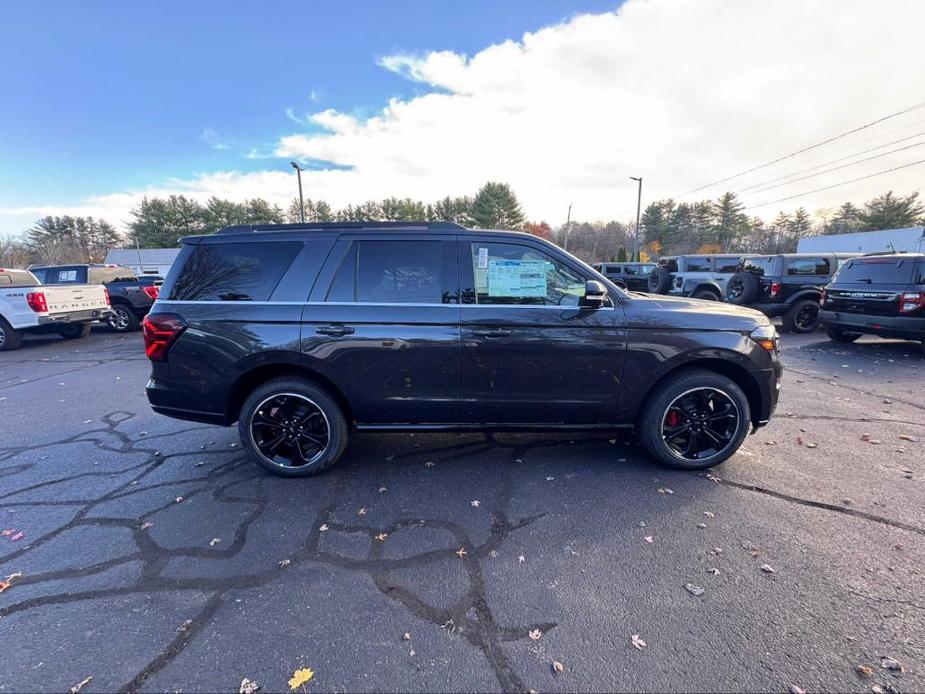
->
xmin=518 ymin=555 xmax=525 ymax=563
xmin=765 ymin=440 xmax=776 ymax=445
xmin=195 ymin=461 xmax=205 ymax=467
xmin=760 ymin=564 xmax=776 ymax=573
xmin=375 ymin=532 xmax=388 ymax=541
xmin=546 ymin=476 xmax=555 ymax=481
xmin=697 ymin=523 xmax=707 ymax=529
xmin=470 ymin=500 xmax=480 ymax=507
xmin=657 ymin=487 xmax=674 ymax=495
xmin=705 ymin=473 xmax=721 ymax=483
xmin=177 ymin=619 xmax=193 ymax=633
xmin=707 ymin=567 xmax=720 ymax=575
xmin=856 ymin=665 xmax=873 ymax=678
xmin=456 ymin=547 xmax=467 ymax=558
xmin=0 ymin=572 xmax=23 ymax=593
xmin=175 ymin=496 xmax=183 ymax=503
xmin=10 ymin=532 xmax=23 ymax=541
xmin=805 ymin=442 xmax=818 ymax=449
xmin=288 ymin=667 xmax=314 ymax=690
xmin=631 ymin=634 xmax=646 ymax=650
xmin=424 ymin=461 xmax=435 ymax=468
xmin=703 ymin=511 xmax=715 ymax=518
xmin=409 ymin=648 xmax=415 ymax=657
xmin=377 ymin=486 xmax=388 ymax=493
xmin=140 ymin=522 xmax=153 ymax=530
xmin=402 ymin=632 xmax=411 ymax=641
xmin=899 ymin=434 xmax=919 ymax=442
xmin=318 ymin=524 xmax=329 ymax=532
xmin=552 ymin=660 xmax=564 ymax=675
xmin=880 ymin=657 xmax=903 ymax=671
xmin=279 ymin=559 xmax=291 ymax=568
xmin=239 ymin=677 xmax=260 ymax=694
xmin=70 ymin=676 xmax=93 ymax=694
xmin=644 ymin=536 xmax=654 ymax=544
xmin=529 ymin=628 xmax=542 ymax=640
xmin=789 ymin=685 xmax=805 ymax=694
xmin=710 ymin=547 xmax=723 ymax=555
xmin=685 ymin=583 xmax=705 ymax=596
xmin=357 ymin=507 xmax=368 ymax=516
xmin=209 ymin=537 xmax=221 ymax=546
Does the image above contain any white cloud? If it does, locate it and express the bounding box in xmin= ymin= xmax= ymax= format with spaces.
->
xmin=200 ymin=128 xmax=231 ymax=151
xmin=5 ymin=0 xmax=925 ymax=235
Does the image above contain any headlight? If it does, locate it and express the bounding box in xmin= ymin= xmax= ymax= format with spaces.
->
xmin=749 ymin=325 xmax=778 ymax=352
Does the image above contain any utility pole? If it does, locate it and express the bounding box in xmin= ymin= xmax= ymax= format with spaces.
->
xmin=564 ymin=203 xmax=573 ymax=251
xmin=629 ymin=176 xmax=642 ymax=260
xmin=290 ymin=162 xmax=305 ymax=222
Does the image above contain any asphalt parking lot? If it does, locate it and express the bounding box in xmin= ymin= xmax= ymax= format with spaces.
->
xmin=0 ymin=328 xmax=922 ymax=693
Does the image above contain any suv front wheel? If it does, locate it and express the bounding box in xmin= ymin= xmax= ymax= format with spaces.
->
xmin=638 ymin=369 xmax=751 ymax=470
xmin=238 ymin=377 xmax=348 ymax=477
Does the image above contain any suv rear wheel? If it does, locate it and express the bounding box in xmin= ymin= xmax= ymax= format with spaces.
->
xmin=782 ymin=298 xmax=820 ymax=333
xmin=825 ymin=326 xmax=862 ymax=343
xmin=0 ymin=317 xmax=23 ymax=351
xmin=238 ymin=377 xmax=348 ymax=477
xmin=639 ymin=369 xmax=751 ymax=470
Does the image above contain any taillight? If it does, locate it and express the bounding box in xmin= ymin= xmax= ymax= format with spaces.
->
xmin=142 ymin=285 xmax=160 ymax=300
xmin=142 ymin=313 xmax=186 ymax=361
xmin=26 ymin=291 xmax=48 ymax=313
xmin=770 ymin=281 xmax=781 ymax=298
xmin=899 ymin=291 xmax=924 ymax=313
xmin=103 ymin=288 xmax=111 ymax=306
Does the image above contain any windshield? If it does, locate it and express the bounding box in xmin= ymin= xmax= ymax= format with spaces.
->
xmin=833 ymin=257 xmax=917 ymax=284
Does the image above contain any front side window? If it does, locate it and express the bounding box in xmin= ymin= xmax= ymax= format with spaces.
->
xmin=356 ymin=241 xmax=443 ymax=304
xmin=469 ymin=242 xmax=586 ymax=306
xmin=168 ymin=242 xmax=300 ymax=301
xmin=787 ymin=257 xmax=830 ymax=276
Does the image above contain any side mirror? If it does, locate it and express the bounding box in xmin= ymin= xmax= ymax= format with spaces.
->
xmin=581 ymin=280 xmax=608 ymax=308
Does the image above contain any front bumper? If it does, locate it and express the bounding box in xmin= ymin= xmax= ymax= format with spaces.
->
xmin=36 ymin=308 xmax=112 ymax=324
xmin=819 ymin=310 xmax=925 ymax=340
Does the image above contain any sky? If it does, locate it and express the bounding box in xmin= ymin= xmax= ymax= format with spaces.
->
xmin=1 ymin=0 xmax=924 ymax=235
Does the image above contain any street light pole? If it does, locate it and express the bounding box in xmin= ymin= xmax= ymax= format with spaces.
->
xmin=564 ymin=202 xmax=573 ymax=251
xmin=629 ymin=176 xmax=643 ymax=260
xmin=290 ymin=162 xmax=305 ymax=222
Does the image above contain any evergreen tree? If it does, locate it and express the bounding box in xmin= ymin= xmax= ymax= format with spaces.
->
xmin=858 ymin=191 xmax=924 ymax=231
xmin=617 ymin=247 xmax=627 ymax=262
xmin=472 ymin=182 xmax=525 ymax=229
xmin=26 ymin=215 xmax=120 ymax=263
xmin=128 ymin=195 xmax=207 ymax=248
xmin=826 ymin=202 xmax=862 ymax=235
xmin=713 ymin=192 xmax=748 ymax=252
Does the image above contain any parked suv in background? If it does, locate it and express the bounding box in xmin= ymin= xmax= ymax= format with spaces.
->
xmin=144 ymin=222 xmax=781 ymax=477
xmin=820 ymin=253 xmax=925 ymax=350
xmin=725 ymin=253 xmax=857 ymax=333
xmin=30 ymin=264 xmax=161 ymax=332
xmin=648 ymin=254 xmax=742 ymax=300
xmin=591 ymin=262 xmax=657 ymax=291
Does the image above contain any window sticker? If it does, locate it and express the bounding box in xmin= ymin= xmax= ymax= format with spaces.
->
xmin=486 ymin=259 xmax=546 ymax=297
xmin=477 ymin=247 xmax=489 ymax=269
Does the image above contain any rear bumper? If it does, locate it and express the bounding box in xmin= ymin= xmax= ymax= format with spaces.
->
xmin=819 ymin=310 xmax=925 ymax=340
xmin=36 ymin=308 xmax=112 ymax=325
xmin=146 ymin=377 xmax=229 ymax=425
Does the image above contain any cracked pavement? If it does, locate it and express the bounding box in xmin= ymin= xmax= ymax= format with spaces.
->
xmin=0 ymin=329 xmax=922 ymax=693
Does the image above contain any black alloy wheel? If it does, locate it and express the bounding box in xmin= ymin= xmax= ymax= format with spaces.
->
xmin=249 ymin=393 xmax=330 ymax=469
xmin=661 ymin=387 xmax=739 ymax=462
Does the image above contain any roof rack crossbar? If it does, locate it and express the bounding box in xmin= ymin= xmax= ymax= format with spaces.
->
xmin=216 ymin=221 xmax=466 ymax=235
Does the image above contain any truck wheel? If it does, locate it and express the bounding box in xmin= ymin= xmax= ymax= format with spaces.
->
xmin=782 ymin=299 xmax=820 ymax=334
xmin=726 ymin=272 xmax=759 ymax=304
xmin=108 ymin=305 xmax=140 ymax=332
xmin=825 ymin=327 xmax=861 ymax=343
xmin=58 ymin=323 xmax=93 ymax=340
xmin=647 ymin=266 xmax=672 ymax=294
xmin=0 ymin=317 xmax=24 ymax=351
xmin=638 ymin=368 xmax=751 ymax=470
xmin=238 ymin=377 xmax=349 ymax=477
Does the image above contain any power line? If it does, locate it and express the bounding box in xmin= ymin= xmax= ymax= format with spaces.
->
xmin=676 ymin=99 xmax=925 ymax=198
xmin=745 ymin=157 xmax=925 ymax=210
xmin=735 ymin=129 xmax=925 ymax=194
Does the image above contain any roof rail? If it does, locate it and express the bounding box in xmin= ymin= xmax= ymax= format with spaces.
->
xmin=216 ymin=221 xmax=467 ymax=235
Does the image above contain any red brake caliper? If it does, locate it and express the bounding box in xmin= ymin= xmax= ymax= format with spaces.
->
xmin=666 ymin=409 xmax=682 ymax=428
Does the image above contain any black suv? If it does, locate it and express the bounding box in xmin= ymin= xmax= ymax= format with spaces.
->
xmin=30 ymin=264 xmax=162 ymax=332
xmin=144 ymin=222 xmax=781 ymax=476
xmin=820 ymin=253 xmax=925 ymax=349
xmin=725 ymin=253 xmax=856 ymax=333
xmin=591 ymin=262 xmax=657 ymax=291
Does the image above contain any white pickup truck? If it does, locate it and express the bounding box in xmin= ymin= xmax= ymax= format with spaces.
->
xmin=0 ymin=268 xmax=112 ymax=351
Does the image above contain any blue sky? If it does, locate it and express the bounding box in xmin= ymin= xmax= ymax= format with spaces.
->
xmin=0 ymin=0 xmax=615 ymax=211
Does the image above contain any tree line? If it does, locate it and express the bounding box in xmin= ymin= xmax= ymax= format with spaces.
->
xmin=2 ymin=182 xmax=923 ymax=269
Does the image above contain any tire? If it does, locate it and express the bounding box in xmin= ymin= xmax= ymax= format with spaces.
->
xmin=107 ymin=304 xmax=140 ymax=332
xmin=782 ymin=298 xmax=820 ymax=334
xmin=725 ymin=272 xmax=759 ymax=305
xmin=58 ymin=323 xmax=93 ymax=340
xmin=648 ymin=266 xmax=673 ymax=294
xmin=826 ymin=326 xmax=861 ymax=343
xmin=0 ymin=316 xmax=23 ymax=351
xmin=691 ymin=288 xmax=720 ymax=301
xmin=638 ymin=368 xmax=751 ymax=470
xmin=238 ymin=377 xmax=348 ymax=477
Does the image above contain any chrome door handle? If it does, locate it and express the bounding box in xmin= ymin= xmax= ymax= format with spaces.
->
xmin=315 ymin=325 xmax=355 ymax=337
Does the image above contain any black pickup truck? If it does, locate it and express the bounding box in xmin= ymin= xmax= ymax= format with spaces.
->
xmin=820 ymin=253 xmax=925 ymax=350
xmin=30 ymin=264 xmax=161 ymax=332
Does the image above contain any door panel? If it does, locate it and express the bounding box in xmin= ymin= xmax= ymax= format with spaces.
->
xmin=458 ymin=240 xmax=626 ymax=423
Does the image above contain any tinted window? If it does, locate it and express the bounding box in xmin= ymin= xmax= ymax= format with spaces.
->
xmin=356 ymin=241 xmax=443 ymax=304
xmin=326 ymin=244 xmax=357 ymax=302
xmin=684 ymin=257 xmax=712 ymax=272
xmin=30 ymin=268 xmax=47 ymax=282
xmin=833 ymin=258 xmax=917 ymax=285
xmin=168 ymin=242 xmax=300 ymax=301
xmin=787 ymin=257 xmax=830 ymax=276
xmin=716 ymin=259 xmax=740 ymax=273
xmin=742 ymin=257 xmax=775 ymax=276
xmin=469 ymin=242 xmax=586 ymax=306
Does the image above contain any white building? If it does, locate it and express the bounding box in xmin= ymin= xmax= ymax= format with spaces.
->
xmin=798 ymin=226 xmax=925 ymax=254
xmin=104 ymin=248 xmax=180 ymax=277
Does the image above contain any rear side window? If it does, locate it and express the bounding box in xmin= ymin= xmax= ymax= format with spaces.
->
xmin=356 ymin=241 xmax=443 ymax=304
xmin=685 ymin=257 xmax=712 ymax=272
xmin=834 ymin=258 xmax=917 ymax=285
xmin=787 ymin=257 xmax=830 ymax=276
xmin=716 ymin=259 xmax=740 ymax=273
xmin=167 ymin=242 xmax=300 ymax=301
xmin=742 ymin=257 xmax=775 ymax=276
